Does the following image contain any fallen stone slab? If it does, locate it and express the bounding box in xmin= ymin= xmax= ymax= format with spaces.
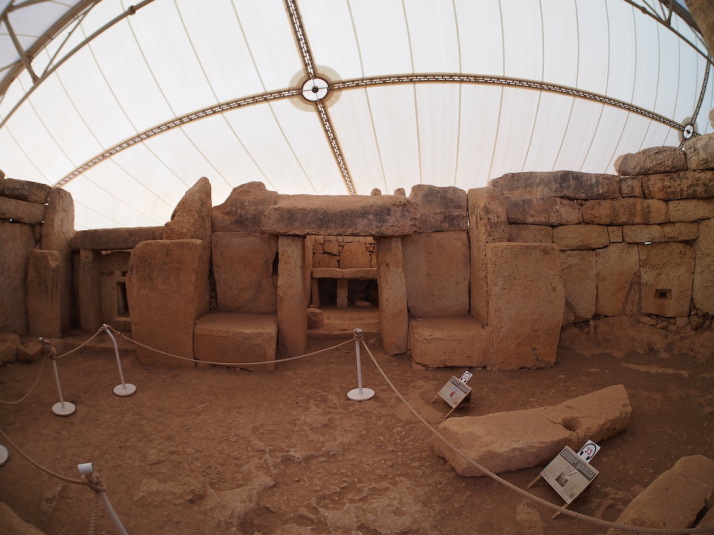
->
xmin=432 ymin=385 xmax=631 ymax=477
xmin=607 ymin=455 xmax=714 ymax=535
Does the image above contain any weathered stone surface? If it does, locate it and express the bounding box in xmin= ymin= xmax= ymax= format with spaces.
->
xmin=306 ymin=307 xmax=323 ymax=329
xmin=668 ymin=199 xmax=714 ymax=221
xmin=561 ymin=251 xmax=596 ymax=324
xmin=263 ymin=194 xmax=420 ymax=237
xmin=0 ymin=196 xmax=45 ymax=224
xmin=212 ymin=181 xmax=280 ymax=233
xmin=0 ymin=222 xmax=35 ymax=334
xmin=552 ymin=225 xmax=609 ymax=250
xmin=0 ymin=178 xmax=52 ymax=204
xmin=403 ymin=232 xmax=470 ymax=317
xmin=639 ymin=242 xmax=694 ymax=317
xmin=468 ymin=188 xmax=509 ymax=324
xmin=622 ymin=223 xmax=699 ymax=243
xmin=504 ymin=197 xmax=582 ymax=225
xmin=408 ymin=184 xmax=468 ymax=232
xmin=212 ymin=233 xmax=278 ymax=314
xmin=595 ymin=244 xmax=640 ymax=316
xmin=490 ymin=171 xmax=620 ymax=199
xmin=614 ymin=146 xmax=687 ymax=176
xmin=642 ymin=170 xmax=714 ymax=200
xmin=376 ymin=237 xmax=408 ymax=355
xmin=17 ymin=338 xmax=49 ymax=363
xmin=26 ymin=250 xmax=61 ymax=338
xmin=339 ymin=242 xmax=372 ymax=268
xmin=78 ymin=249 xmax=102 ymax=333
xmin=312 ymin=267 xmax=376 ymax=279
xmin=508 ymin=224 xmax=552 ymax=243
xmin=684 ymin=132 xmax=714 ymax=170
xmin=608 ymin=455 xmax=714 ymax=535
xmin=619 ymin=176 xmax=643 ymax=198
xmin=0 ymin=333 xmax=20 ymax=366
xmin=487 ymin=243 xmax=564 ymax=370
xmin=0 ymin=502 xmax=46 ymax=534
xmin=71 ymin=226 xmax=163 ymax=250
xmin=277 ymin=236 xmax=307 ymax=356
xmin=433 ymin=385 xmax=631 ymax=476
xmin=583 ymin=199 xmax=668 ymax=225
xmin=312 ymin=253 xmax=338 ymax=268
xmin=608 ymin=226 xmax=623 ymax=242
xmin=127 ymin=240 xmax=205 ymax=366
xmin=409 ymin=315 xmax=489 ymax=367
xmin=194 ymin=312 xmax=277 ymax=371
xmin=694 ymin=218 xmax=714 ymax=314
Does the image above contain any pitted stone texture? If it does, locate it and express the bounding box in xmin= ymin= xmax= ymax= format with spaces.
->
xmin=487 ymin=243 xmax=564 ymax=370
xmin=619 ymin=177 xmax=643 ymax=198
xmin=622 ymin=223 xmax=699 ymax=243
xmin=508 ymin=224 xmax=552 ymax=243
xmin=376 ymin=237 xmax=408 ymax=355
xmin=668 ymin=199 xmax=714 ymax=221
xmin=0 ymin=221 xmax=35 ymax=334
xmin=403 ymin=232 xmax=470 ymax=317
xmin=433 ymin=385 xmax=631 ymax=477
xmin=552 ymin=225 xmax=609 ymax=250
xmin=0 ymin=178 xmax=51 ymax=204
xmin=212 ymin=233 xmax=277 ymax=314
xmin=26 ymin=250 xmax=61 ymax=338
xmin=642 ymin=171 xmax=714 ymax=200
xmin=277 ymin=236 xmax=307 ymax=356
xmin=614 ymin=146 xmax=687 ymax=176
xmin=684 ymin=132 xmax=714 ymax=170
xmin=490 ymin=171 xmax=620 ymax=200
xmin=339 ymin=242 xmax=372 ymax=268
xmin=409 ymin=316 xmax=489 ymax=368
xmin=583 ymin=199 xmax=668 ymax=225
xmin=71 ymin=227 xmax=163 ymax=250
xmin=561 ymin=251 xmax=596 ymax=324
xmin=607 ymin=455 xmax=714 ymax=535
xmin=0 ymin=196 xmax=45 ymax=224
xmin=127 ymin=239 xmax=205 ymax=367
xmin=694 ymin=218 xmax=714 ymax=314
xmin=0 ymin=502 xmax=46 ymax=534
xmin=639 ymin=242 xmax=694 ymax=317
xmin=263 ymin=194 xmax=419 ymax=236
xmin=504 ymin=197 xmax=582 ymax=225
xmin=408 ymin=184 xmax=468 ymax=232
xmin=0 ymin=333 xmax=20 ymax=366
xmin=595 ymin=244 xmax=640 ymax=317
xmin=213 ymin=181 xmax=280 ymax=233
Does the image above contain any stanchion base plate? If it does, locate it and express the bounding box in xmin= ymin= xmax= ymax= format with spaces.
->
xmin=52 ymin=401 xmax=76 ymax=416
xmin=114 ymin=384 xmax=137 ymax=397
xmin=0 ymin=445 xmax=8 ymax=466
xmin=347 ymin=388 xmax=375 ymax=401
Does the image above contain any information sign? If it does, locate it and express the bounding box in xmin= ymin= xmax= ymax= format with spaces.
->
xmin=540 ymin=446 xmax=599 ymax=504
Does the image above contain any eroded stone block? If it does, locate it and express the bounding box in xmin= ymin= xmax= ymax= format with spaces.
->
xmin=0 ymin=177 xmax=52 ymax=204
xmin=508 ymin=224 xmax=552 ymax=243
xmin=26 ymin=250 xmax=61 ymax=338
xmin=596 ymin=244 xmax=640 ymax=316
xmin=639 ymin=242 xmax=694 ymax=317
xmin=0 ymin=196 xmax=45 ymax=224
xmin=490 ymin=171 xmax=619 ymax=199
xmin=212 ymin=181 xmax=280 ymax=233
xmin=614 ymin=146 xmax=687 ymax=175
xmin=694 ymin=218 xmax=714 ymax=314
xmin=668 ymin=199 xmax=714 ymax=221
xmin=409 ymin=184 xmax=468 ymax=232
xmin=642 ymin=171 xmax=714 ymax=200
xmin=552 ymin=225 xmax=609 ymax=250
xmin=561 ymin=251 xmax=596 ymax=324
xmin=0 ymin=221 xmax=35 ymax=334
xmin=504 ymin=197 xmax=582 ymax=225
xmin=71 ymin=227 xmax=163 ymax=250
xmin=583 ymin=199 xmax=668 ymax=225
xmin=339 ymin=242 xmax=372 ymax=268
xmin=409 ymin=315 xmax=489 ymax=367
xmin=277 ymin=236 xmax=307 ymax=356
xmin=623 ymin=223 xmax=699 ymax=243
xmin=684 ymin=132 xmax=714 ymax=170
xmin=376 ymin=237 xmax=408 ymax=355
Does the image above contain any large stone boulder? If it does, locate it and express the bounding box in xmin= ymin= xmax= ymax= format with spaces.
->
xmin=408 ymin=184 xmax=467 ymax=232
xmin=684 ymin=132 xmax=714 ymax=170
xmin=212 ymin=181 xmax=280 ymax=233
xmin=376 ymin=237 xmax=409 ymax=355
xmin=432 ymin=385 xmax=631 ymax=477
xmin=490 ymin=171 xmax=619 ymax=200
xmin=614 ymin=146 xmax=687 ymax=176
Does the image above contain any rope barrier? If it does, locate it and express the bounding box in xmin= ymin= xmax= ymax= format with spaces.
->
xmin=52 ymin=326 xmax=107 ymax=360
xmin=0 ymin=353 xmax=47 ymax=405
xmin=359 ymin=339 xmax=714 ymax=535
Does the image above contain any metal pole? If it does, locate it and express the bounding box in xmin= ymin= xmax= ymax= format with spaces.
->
xmin=47 ymin=340 xmax=75 ymax=416
xmin=347 ymin=328 xmax=374 ymax=401
xmin=103 ymin=325 xmax=136 ymax=397
xmin=78 ymin=463 xmax=129 ymax=535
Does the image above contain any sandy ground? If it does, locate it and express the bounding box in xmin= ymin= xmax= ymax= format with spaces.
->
xmin=0 ymin=312 xmax=712 ymax=535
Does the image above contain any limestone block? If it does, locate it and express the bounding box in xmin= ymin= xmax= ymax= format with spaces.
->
xmin=642 ymin=171 xmax=714 ymax=200
xmin=0 ymin=333 xmax=20 ymax=366
xmin=0 ymin=178 xmax=52 ymax=203
xmin=608 ymin=455 xmax=714 ymax=535
xmin=490 ymin=170 xmax=620 ymax=199
xmin=487 ymin=243 xmax=564 ymax=370
xmin=433 ymin=385 xmax=631 ymax=477
xmin=71 ymin=226 xmax=163 ymax=250
xmin=339 ymin=242 xmax=372 ymax=268
xmin=596 ymin=244 xmax=640 ymax=316
xmin=78 ymin=249 xmax=103 ymax=333
xmin=694 ymin=218 xmax=714 ymax=314
xmin=561 ymin=251 xmax=596 ymax=324
xmin=127 ymin=239 xmax=205 ymax=366
xmin=583 ymin=199 xmax=668 ymax=225
xmin=623 ymin=223 xmax=699 ymax=243
xmin=376 ymin=237 xmax=408 ymax=355
xmin=408 ymin=184 xmax=468 ymax=232
xmin=323 ymin=240 xmax=340 ymax=255
xmin=277 ymin=236 xmax=307 ymax=356
xmin=307 ymin=308 xmax=323 ymax=329
xmin=468 ymin=188 xmax=509 ymax=324
xmin=0 ymin=196 xmax=45 ymax=224
xmin=194 ymin=313 xmax=277 ymax=371
xmin=0 ymin=502 xmax=46 ymax=534
xmin=312 ymin=267 xmax=376 ymax=279
xmin=212 ymin=181 xmax=280 ymax=233
xmin=17 ymin=338 xmax=48 ymax=363
xmin=684 ymin=132 xmax=714 ymax=170
xmin=608 ymin=226 xmax=623 ymax=242
xmin=668 ymin=199 xmax=714 ymax=221
xmin=26 ymin=250 xmax=61 ymax=338
xmin=508 ymin=224 xmax=552 ymax=243
xmin=639 ymin=242 xmax=695 ymax=317
xmin=0 ymin=221 xmax=35 ymax=334
xmin=312 ymin=253 xmax=338 ymax=268
xmin=619 ymin=176 xmax=643 ymax=198
xmin=614 ymin=146 xmax=687 ymax=175
xmin=403 ymin=232 xmax=470 ymax=317
xmin=552 ymin=225 xmax=609 ymax=250
xmin=212 ymin=233 xmax=278 ymax=314
xmin=409 ymin=315 xmax=489 ymax=367
xmin=504 ymin=197 xmax=582 ymax=225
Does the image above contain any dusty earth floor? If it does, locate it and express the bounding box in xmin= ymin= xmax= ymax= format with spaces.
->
xmin=0 ymin=310 xmax=712 ymax=535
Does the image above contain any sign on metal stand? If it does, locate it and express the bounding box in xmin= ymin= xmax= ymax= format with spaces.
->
xmin=431 ymin=371 xmax=473 ymax=418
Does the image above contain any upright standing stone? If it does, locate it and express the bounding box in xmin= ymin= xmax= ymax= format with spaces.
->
xmin=78 ymin=249 xmax=103 ymax=332
xmin=0 ymin=222 xmax=35 ymax=334
xmin=639 ymin=242 xmax=695 ymax=317
xmin=694 ymin=218 xmax=714 ymax=314
xmin=560 ymin=251 xmax=596 ymax=324
xmin=277 ymin=236 xmax=307 ymax=356
xmin=596 ymin=244 xmax=640 ymax=316
xmin=26 ymin=250 xmax=61 ymax=337
xmin=376 ymin=237 xmax=408 ymax=355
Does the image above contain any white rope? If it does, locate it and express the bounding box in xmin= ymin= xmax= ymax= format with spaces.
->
xmin=0 ymin=354 xmax=47 ymax=405
xmin=51 ymin=326 xmax=107 ymax=360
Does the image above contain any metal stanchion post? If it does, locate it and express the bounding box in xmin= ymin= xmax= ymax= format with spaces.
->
xmin=44 ymin=339 xmax=76 ymax=417
xmin=347 ymin=328 xmax=374 ymax=401
xmin=77 ymin=463 xmax=129 ymax=535
xmin=103 ymin=325 xmax=136 ymax=397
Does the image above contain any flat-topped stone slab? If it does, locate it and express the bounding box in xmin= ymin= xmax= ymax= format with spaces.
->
xmin=409 ymin=315 xmax=489 ymax=368
xmin=312 ymin=268 xmax=377 ymax=279
xmin=71 ymin=226 xmax=163 ymax=250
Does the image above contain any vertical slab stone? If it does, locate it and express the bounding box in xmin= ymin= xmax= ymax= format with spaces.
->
xmin=694 ymin=218 xmax=714 ymax=314
xmin=595 ymin=244 xmax=640 ymax=316
xmin=26 ymin=250 xmax=61 ymax=337
xmin=40 ymin=188 xmax=75 ymax=332
xmin=487 ymin=243 xmax=564 ymax=370
xmin=78 ymin=249 xmax=103 ymax=332
xmin=561 ymin=251 xmax=596 ymax=324
xmin=126 ymin=240 xmax=204 ymax=366
xmin=212 ymin=232 xmax=278 ymax=313
xmin=277 ymin=236 xmax=307 ymax=356
xmin=0 ymin=222 xmax=35 ymax=334
xmin=376 ymin=237 xmax=408 ymax=355
xmin=639 ymin=242 xmax=695 ymax=317
xmin=468 ymin=188 xmax=509 ymax=324
xmin=403 ymin=231 xmax=470 ymax=316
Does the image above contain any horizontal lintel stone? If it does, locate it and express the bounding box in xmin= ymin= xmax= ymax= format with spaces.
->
xmin=641 ymin=170 xmax=714 ymax=200
xmin=71 ymin=226 xmax=164 ymax=250
xmin=0 ymin=196 xmax=45 ymax=224
xmin=0 ymin=178 xmax=52 ymax=204
xmin=489 ymin=170 xmax=620 ymax=200
xmin=311 ymin=267 xmax=377 ymax=279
